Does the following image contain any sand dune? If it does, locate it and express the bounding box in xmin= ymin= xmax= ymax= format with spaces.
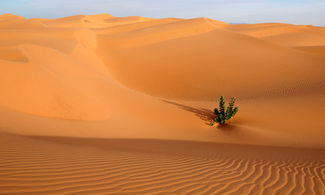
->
xmin=42 ymin=14 xmax=154 ymax=29
xmin=0 ymin=13 xmax=324 ymax=194
xmin=97 ymin=17 xmax=225 ymax=49
xmin=95 ymin=18 xmax=182 ymax=36
xmin=263 ymin=28 xmax=325 ymax=47
xmin=0 ymin=14 xmax=44 ymax=29
xmin=98 ymin=28 xmax=324 ymax=99
xmin=227 ymin=23 xmax=325 ymax=47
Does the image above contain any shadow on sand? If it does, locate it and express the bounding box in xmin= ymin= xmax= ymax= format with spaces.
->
xmin=162 ymin=100 xmax=214 ymax=125
xmin=217 ymin=124 xmax=237 ymax=130
xmin=162 ymin=100 xmax=238 ymax=130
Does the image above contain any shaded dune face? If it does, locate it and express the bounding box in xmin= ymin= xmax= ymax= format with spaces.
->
xmin=0 ymin=47 xmax=28 ymax=62
xmin=294 ymin=45 xmax=325 ymax=56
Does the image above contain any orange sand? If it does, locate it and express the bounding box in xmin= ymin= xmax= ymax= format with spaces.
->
xmin=0 ymin=13 xmax=324 ymax=194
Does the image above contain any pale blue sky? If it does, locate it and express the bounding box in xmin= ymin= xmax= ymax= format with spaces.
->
xmin=0 ymin=0 xmax=324 ymax=26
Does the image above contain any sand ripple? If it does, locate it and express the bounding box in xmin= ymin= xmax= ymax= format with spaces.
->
xmin=0 ymin=133 xmax=324 ymax=195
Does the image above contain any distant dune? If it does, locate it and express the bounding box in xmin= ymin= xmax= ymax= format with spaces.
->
xmin=0 ymin=14 xmax=324 ymax=194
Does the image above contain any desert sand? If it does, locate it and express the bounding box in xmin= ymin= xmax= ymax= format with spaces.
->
xmin=0 ymin=13 xmax=324 ymax=194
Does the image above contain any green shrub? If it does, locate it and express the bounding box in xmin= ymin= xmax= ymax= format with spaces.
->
xmin=210 ymin=96 xmax=238 ymax=125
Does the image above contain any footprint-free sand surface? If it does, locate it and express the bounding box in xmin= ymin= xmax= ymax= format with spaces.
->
xmin=0 ymin=13 xmax=324 ymax=194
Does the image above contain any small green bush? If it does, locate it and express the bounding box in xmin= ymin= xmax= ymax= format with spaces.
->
xmin=210 ymin=96 xmax=238 ymax=125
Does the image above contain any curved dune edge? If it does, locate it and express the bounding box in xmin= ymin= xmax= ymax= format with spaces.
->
xmin=0 ymin=133 xmax=324 ymax=195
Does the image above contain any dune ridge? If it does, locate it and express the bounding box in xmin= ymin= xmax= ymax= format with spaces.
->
xmin=0 ymin=13 xmax=324 ymax=194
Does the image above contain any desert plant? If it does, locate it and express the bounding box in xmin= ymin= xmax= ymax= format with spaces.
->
xmin=211 ymin=96 xmax=238 ymax=125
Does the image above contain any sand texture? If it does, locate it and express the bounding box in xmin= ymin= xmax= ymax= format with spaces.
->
xmin=0 ymin=14 xmax=324 ymax=194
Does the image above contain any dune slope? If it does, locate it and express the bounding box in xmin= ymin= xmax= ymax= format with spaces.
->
xmin=98 ymin=28 xmax=324 ymax=99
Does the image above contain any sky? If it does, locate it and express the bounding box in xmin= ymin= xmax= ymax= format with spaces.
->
xmin=0 ymin=0 xmax=324 ymax=26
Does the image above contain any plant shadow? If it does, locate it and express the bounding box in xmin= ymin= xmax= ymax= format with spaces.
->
xmin=162 ymin=100 xmax=215 ymax=126
xmin=216 ymin=124 xmax=237 ymax=130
